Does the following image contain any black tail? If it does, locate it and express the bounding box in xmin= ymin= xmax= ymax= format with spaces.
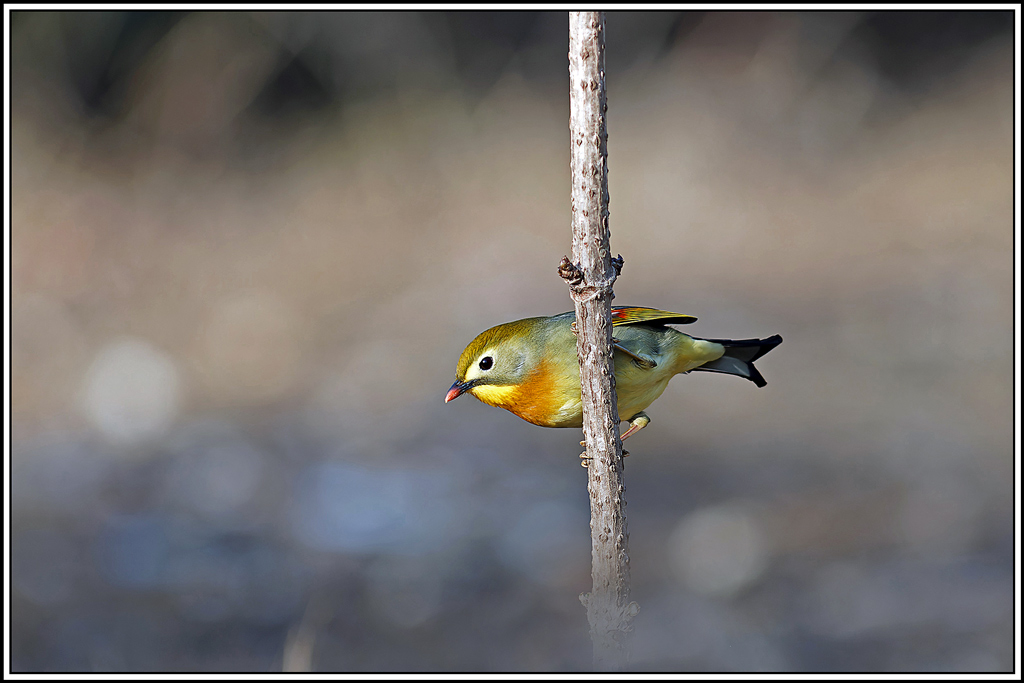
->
xmin=692 ymin=334 xmax=782 ymax=387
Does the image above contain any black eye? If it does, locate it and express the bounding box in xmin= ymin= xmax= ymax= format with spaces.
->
xmin=479 ymin=356 xmax=493 ymax=371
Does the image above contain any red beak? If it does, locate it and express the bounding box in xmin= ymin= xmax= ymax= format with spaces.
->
xmin=445 ymin=380 xmax=469 ymax=403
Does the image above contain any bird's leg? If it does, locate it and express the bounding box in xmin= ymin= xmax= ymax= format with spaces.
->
xmin=621 ymin=412 xmax=650 ymax=441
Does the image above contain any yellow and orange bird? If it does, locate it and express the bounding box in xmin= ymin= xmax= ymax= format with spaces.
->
xmin=445 ymin=306 xmax=781 ymax=440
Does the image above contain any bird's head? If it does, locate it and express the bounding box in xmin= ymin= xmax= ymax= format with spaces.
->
xmin=445 ymin=318 xmax=544 ymax=406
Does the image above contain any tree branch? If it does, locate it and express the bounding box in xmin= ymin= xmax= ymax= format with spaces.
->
xmin=563 ymin=10 xmax=638 ymax=671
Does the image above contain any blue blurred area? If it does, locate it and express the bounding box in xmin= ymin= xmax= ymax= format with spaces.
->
xmin=9 ymin=10 xmax=1016 ymax=673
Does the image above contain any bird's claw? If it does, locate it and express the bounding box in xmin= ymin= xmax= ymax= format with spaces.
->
xmin=579 ymin=447 xmax=629 ymax=468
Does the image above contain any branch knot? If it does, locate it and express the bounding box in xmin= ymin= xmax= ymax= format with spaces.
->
xmin=611 ymin=254 xmax=624 ymax=276
xmin=557 ymin=256 xmax=584 ymax=287
xmin=558 ymin=255 xmax=623 ymax=303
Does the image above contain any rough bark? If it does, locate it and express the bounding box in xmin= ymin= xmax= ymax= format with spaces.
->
xmin=562 ymin=10 xmax=638 ymax=671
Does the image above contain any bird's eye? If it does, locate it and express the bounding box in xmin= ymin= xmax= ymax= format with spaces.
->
xmin=479 ymin=356 xmax=493 ymax=371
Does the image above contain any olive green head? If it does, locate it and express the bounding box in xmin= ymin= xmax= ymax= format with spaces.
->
xmin=445 ymin=317 xmax=546 ymax=403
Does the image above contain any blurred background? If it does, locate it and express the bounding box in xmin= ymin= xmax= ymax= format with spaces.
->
xmin=8 ymin=10 xmax=1016 ymax=672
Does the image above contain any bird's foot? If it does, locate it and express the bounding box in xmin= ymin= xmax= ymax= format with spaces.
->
xmin=579 ymin=441 xmax=629 ymax=468
xmin=621 ymin=412 xmax=650 ymax=441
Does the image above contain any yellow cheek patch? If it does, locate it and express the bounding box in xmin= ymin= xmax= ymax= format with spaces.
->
xmin=470 ymin=384 xmax=519 ymax=408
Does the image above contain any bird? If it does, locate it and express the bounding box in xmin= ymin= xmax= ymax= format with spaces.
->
xmin=445 ymin=306 xmax=781 ymax=443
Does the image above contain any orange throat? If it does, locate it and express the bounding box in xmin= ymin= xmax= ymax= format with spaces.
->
xmin=470 ymin=361 xmax=563 ymax=428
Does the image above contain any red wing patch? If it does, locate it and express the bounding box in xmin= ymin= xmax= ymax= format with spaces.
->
xmin=611 ymin=307 xmax=697 ymax=326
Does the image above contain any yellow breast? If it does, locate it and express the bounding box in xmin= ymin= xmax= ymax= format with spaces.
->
xmin=614 ymin=364 xmax=674 ymax=420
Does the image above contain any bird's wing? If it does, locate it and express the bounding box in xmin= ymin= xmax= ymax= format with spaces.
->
xmin=611 ymin=307 xmax=697 ymax=326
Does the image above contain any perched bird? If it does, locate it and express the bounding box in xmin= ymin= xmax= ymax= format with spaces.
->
xmin=445 ymin=306 xmax=781 ymax=441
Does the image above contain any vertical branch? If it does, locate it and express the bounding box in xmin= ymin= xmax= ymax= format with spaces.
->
xmin=561 ymin=10 xmax=638 ymax=671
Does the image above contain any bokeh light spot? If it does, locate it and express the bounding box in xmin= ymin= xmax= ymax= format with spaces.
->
xmin=668 ymin=503 xmax=768 ymax=598
xmin=79 ymin=337 xmax=182 ymax=447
